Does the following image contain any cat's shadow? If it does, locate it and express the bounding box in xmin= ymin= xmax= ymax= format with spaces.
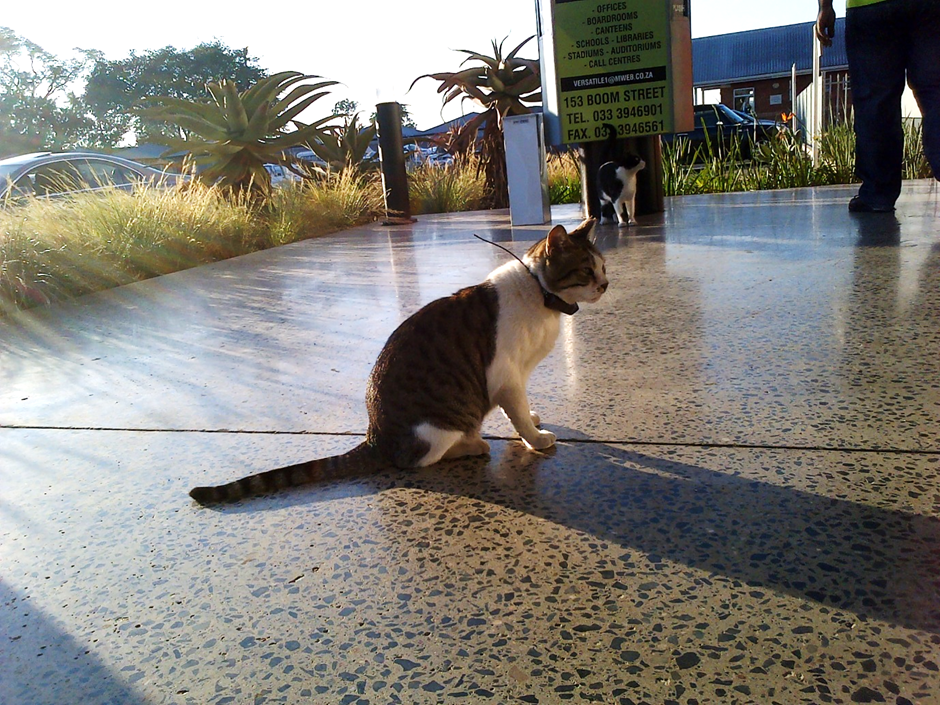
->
xmin=207 ymin=429 xmax=940 ymax=633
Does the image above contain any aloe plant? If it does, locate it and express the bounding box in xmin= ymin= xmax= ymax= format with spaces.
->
xmin=143 ymin=71 xmax=337 ymax=198
xmin=304 ymin=113 xmax=377 ymax=172
xmin=412 ymin=36 xmax=541 ymax=208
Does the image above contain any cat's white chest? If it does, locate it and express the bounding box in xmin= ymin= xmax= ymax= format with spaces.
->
xmin=497 ymin=302 xmax=559 ymax=370
xmin=485 ymin=262 xmax=561 ymax=400
xmin=616 ymin=166 xmax=638 ymax=197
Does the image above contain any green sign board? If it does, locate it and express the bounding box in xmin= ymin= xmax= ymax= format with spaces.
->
xmin=539 ymin=0 xmax=691 ymax=144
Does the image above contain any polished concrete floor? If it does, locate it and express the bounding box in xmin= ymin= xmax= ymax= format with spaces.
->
xmin=2 ymin=180 xmax=939 ymax=704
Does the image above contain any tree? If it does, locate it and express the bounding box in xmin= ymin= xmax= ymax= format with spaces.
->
xmin=412 ymin=36 xmax=540 ymax=208
xmin=0 ymin=27 xmax=97 ymax=155
xmin=142 ymin=71 xmax=337 ymax=199
xmin=334 ymin=99 xmax=418 ymax=129
xmin=369 ymin=105 xmax=418 ymax=130
xmin=332 ymin=98 xmax=359 ymax=117
xmin=80 ymin=41 xmax=267 ymax=147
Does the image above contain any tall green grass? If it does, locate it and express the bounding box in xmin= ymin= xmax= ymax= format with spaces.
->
xmin=269 ymin=170 xmax=384 ymax=246
xmin=661 ymin=137 xmax=701 ymax=195
xmin=4 ymin=124 xmax=932 ymax=315
xmin=1 ymin=178 xmax=383 ymax=314
xmin=408 ymin=155 xmax=488 ymax=215
xmin=547 ymin=152 xmax=582 ymax=204
xmin=903 ymin=119 xmax=934 ymax=180
xmin=752 ymin=128 xmax=818 ymax=189
xmin=663 ymin=118 xmax=931 ymax=196
xmin=407 ymin=151 xmax=583 ymax=212
xmin=816 ymin=121 xmax=856 ymax=184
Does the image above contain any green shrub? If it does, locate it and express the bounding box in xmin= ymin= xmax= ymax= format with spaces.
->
xmin=816 ymin=121 xmax=856 ymax=184
xmin=547 ymin=152 xmax=581 ymax=204
xmin=903 ymin=119 xmax=934 ymax=180
xmin=408 ymin=156 xmax=488 ymax=214
xmin=268 ymin=170 xmax=383 ymax=246
xmin=1 ymin=177 xmax=381 ymax=314
xmin=664 ymin=119 xmax=930 ymax=196
xmin=662 ymin=136 xmax=702 ymax=196
xmin=752 ymin=129 xmax=818 ymax=190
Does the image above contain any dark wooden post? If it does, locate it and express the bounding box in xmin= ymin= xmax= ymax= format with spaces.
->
xmin=375 ymin=102 xmax=415 ymax=224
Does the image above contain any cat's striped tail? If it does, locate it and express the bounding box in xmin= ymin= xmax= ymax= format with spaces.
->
xmin=189 ymin=441 xmax=382 ymax=505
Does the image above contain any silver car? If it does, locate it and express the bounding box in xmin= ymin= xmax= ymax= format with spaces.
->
xmin=0 ymin=152 xmax=182 ymax=203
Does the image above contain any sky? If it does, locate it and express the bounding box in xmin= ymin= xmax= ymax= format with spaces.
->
xmin=3 ymin=0 xmax=847 ymax=133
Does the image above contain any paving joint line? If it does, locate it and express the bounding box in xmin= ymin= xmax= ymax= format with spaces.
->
xmin=2 ymin=423 xmax=938 ymax=456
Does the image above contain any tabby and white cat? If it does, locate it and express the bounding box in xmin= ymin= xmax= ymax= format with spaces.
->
xmin=597 ymin=123 xmax=645 ymax=227
xmin=190 ymin=218 xmax=607 ymax=504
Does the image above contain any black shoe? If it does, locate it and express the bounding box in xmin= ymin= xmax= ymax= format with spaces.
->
xmin=848 ymin=196 xmax=894 ymax=213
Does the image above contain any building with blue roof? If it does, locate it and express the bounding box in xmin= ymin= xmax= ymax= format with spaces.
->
xmin=692 ymin=19 xmax=849 ymax=124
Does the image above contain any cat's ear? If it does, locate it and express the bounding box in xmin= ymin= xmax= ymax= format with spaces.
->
xmin=568 ymin=218 xmax=597 ymax=242
xmin=545 ymin=224 xmax=569 ymax=256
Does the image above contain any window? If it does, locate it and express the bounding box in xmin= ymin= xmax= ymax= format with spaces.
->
xmin=11 ymin=159 xmax=144 ymax=198
xmin=9 ymin=175 xmax=35 ymax=198
xmin=733 ymin=87 xmax=755 ymax=115
xmin=78 ymin=159 xmax=140 ymax=189
xmin=30 ymin=163 xmax=84 ymax=195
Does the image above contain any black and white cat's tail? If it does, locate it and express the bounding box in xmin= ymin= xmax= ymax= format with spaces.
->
xmin=189 ymin=441 xmax=383 ymax=505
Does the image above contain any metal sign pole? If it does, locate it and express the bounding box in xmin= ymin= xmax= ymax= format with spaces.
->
xmin=812 ymin=29 xmax=822 ymax=167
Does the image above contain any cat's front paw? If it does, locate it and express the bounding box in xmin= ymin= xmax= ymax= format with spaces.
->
xmin=524 ymin=429 xmax=556 ymax=450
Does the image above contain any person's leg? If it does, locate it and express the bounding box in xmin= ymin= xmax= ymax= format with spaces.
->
xmin=907 ymin=0 xmax=940 ymax=179
xmin=846 ymin=1 xmax=908 ymax=209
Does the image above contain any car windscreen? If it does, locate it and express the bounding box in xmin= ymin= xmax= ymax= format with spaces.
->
xmin=0 ymin=164 xmax=21 ymax=184
xmin=714 ymin=104 xmax=748 ymax=125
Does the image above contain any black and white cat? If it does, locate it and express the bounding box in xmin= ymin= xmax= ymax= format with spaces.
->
xmin=190 ymin=218 xmax=608 ymax=504
xmin=597 ymin=123 xmax=645 ymax=227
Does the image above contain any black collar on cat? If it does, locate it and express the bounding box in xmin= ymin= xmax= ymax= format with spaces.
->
xmin=472 ymin=234 xmax=579 ymax=315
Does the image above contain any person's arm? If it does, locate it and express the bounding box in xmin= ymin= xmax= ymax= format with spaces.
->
xmin=816 ymin=0 xmax=836 ymax=47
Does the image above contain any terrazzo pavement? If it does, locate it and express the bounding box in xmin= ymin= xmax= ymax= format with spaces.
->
xmin=2 ymin=180 xmax=939 ymax=704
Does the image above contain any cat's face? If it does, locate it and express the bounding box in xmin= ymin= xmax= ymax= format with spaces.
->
xmin=622 ymin=154 xmax=646 ymax=172
xmin=528 ymin=218 xmax=608 ymax=305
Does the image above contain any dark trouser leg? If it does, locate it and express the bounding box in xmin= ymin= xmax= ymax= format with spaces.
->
xmin=846 ymin=2 xmax=907 ymax=208
xmin=907 ymin=0 xmax=940 ymax=179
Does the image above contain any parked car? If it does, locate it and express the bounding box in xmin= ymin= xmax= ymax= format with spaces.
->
xmin=263 ymin=163 xmax=303 ymax=187
xmin=662 ymin=104 xmax=780 ymax=160
xmin=0 ymin=152 xmax=182 ymax=204
xmin=731 ymin=108 xmax=781 ymax=131
xmin=290 ymin=149 xmax=329 ymax=170
xmin=422 ymin=147 xmax=455 ymax=167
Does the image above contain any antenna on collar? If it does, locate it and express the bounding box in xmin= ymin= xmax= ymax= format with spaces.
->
xmin=473 ymin=234 xmax=579 ymax=315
